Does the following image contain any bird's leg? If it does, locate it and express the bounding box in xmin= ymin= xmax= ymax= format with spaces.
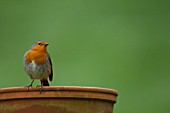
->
xmin=26 ymin=79 xmax=35 ymax=91
xmin=36 ymin=81 xmax=43 ymax=94
xmin=39 ymin=84 xmax=43 ymax=94
xmin=39 ymin=81 xmax=44 ymax=94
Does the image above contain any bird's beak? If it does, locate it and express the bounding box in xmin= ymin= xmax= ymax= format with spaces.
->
xmin=45 ymin=44 xmax=49 ymax=47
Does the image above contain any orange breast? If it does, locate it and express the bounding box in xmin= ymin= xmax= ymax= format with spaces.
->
xmin=26 ymin=50 xmax=46 ymax=64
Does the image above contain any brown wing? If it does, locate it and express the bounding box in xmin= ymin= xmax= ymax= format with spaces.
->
xmin=47 ymin=53 xmax=53 ymax=81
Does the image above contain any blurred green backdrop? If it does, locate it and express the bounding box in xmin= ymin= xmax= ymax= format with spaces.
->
xmin=0 ymin=0 xmax=169 ymax=113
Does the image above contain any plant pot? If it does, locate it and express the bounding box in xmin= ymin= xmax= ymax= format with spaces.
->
xmin=0 ymin=86 xmax=118 ymax=113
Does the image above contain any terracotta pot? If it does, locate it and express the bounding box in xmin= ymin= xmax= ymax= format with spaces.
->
xmin=0 ymin=86 xmax=118 ymax=113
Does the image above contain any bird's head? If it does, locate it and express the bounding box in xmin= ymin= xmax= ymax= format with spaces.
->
xmin=31 ymin=40 xmax=49 ymax=52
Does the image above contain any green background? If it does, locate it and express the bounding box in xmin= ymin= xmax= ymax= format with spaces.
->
xmin=0 ymin=0 xmax=169 ymax=113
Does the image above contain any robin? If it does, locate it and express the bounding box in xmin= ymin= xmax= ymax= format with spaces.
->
xmin=24 ymin=40 xmax=53 ymax=92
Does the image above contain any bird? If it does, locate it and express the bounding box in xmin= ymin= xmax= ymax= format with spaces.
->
xmin=24 ymin=40 xmax=53 ymax=92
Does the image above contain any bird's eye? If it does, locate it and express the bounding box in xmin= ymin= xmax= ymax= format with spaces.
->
xmin=38 ymin=43 xmax=41 ymax=45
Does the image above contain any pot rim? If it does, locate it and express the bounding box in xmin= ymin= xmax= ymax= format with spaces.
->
xmin=0 ymin=86 xmax=118 ymax=95
xmin=0 ymin=86 xmax=118 ymax=102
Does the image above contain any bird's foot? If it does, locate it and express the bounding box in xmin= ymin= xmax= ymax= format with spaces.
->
xmin=36 ymin=85 xmax=43 ymax=94
xmin=26 ymin=80 xmax=35 ymax=91
xmin=26 ymin=84 xmax=32 ymax=91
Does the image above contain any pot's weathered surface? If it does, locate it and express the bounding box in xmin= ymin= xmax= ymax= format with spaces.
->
xmin=0 ymin=86 xmax=118 ymax=113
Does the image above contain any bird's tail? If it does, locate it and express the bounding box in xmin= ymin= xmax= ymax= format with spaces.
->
xmin=41 ymin=79 xmax=50 ymax=86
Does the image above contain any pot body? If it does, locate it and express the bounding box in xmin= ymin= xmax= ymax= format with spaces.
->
xmin=0 ymin=86 xmax=118 ymax=113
